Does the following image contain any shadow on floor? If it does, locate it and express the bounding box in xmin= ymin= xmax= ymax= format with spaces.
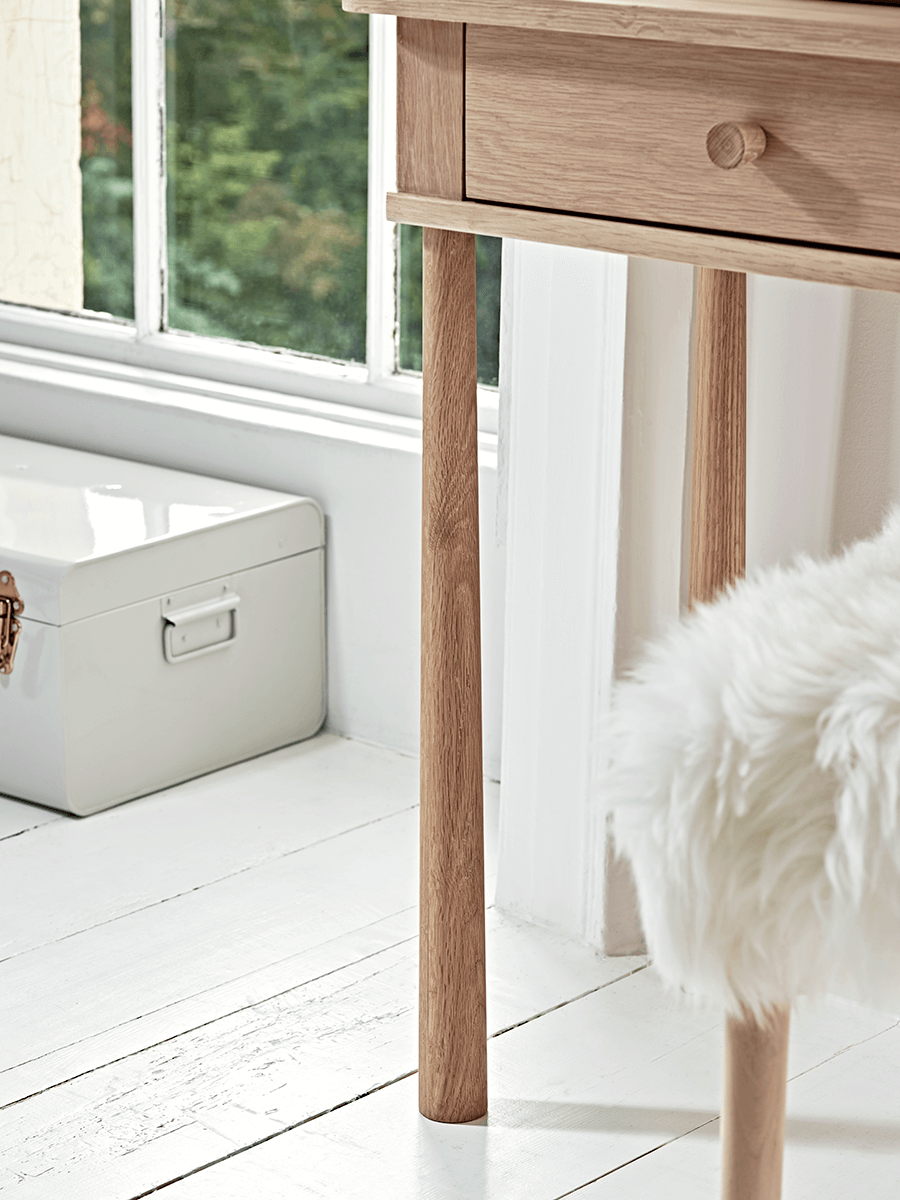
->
xmin=487 ymin=1100 xmax=900 ymax=1149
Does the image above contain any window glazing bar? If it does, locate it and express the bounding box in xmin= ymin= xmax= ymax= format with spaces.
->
xmin=132 ymin=0 xmax=167 ymax=338
xmin=366 ymin=14 xmax=398 ymax=384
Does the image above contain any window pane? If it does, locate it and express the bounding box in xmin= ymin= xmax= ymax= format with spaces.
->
xmin=166 ymin=0 xmax=368 ymax=361
xmin=398 ymin=228 xmax=502 ymax=388
xmin=81 ymin=0 xmax=135 ymax=318
xmin=0 ymin=2 xmax=132 ymax=315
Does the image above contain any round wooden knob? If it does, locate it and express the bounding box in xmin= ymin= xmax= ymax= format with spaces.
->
xmin=706 ymin=122 xmax=767 ymax=169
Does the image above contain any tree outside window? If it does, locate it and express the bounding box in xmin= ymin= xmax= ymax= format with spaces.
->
xmin=2 ymin=1 xmax=500 ymax=388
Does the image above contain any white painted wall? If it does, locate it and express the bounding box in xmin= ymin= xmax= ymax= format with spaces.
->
xmin=747 ymin=275 xmax=851 ymax=569
xmin=615 ymin=266 xmax=853 ymax=678
xmin=499 ymin=254 xmax=900 ymax=953
xmin=0 ymin=0 xmax=83 ymax=311
xmin=614 ymin=257 xmax=694 ymax=677
xmin=0 ymin=356 xmax=506 ymax=778
xmin=830 ymin=288 xmax=900 ymax=550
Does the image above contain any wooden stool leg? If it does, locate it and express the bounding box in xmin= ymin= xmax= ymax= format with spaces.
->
xmin=690 ymin=267 xmax=747 ymax=604
xmin=721 ymin=1007 xmax=791 ymax=1200
xmin=419 ymin=225 xmax=487 ymax=1123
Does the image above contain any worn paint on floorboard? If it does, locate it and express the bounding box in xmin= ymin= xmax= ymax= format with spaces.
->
xmin=3 ymin=733 xmax=898 ymax=1198
xmin=151 ymin=979 xmax=899 ymax=1200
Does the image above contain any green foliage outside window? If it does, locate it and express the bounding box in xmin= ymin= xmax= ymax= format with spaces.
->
xmin=398 ymin=226 xmax=502 ymax=388
xmin=78 ymin=0 xmax=500 ymax=382
xmin=167 ymin=0 xmax=369 ymax=361
xmin=80 ymin=0 xmax=135 ymax=318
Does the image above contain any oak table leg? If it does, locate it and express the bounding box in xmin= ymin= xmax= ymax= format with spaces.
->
xmin=689 ymin=267 xmax=789 ymax=1198
xmin=419 ymin=225 xmax=488 ymax=1123
xmin=690 ymin=266 xmax=747 ymax=605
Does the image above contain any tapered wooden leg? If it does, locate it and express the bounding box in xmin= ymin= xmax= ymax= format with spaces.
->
xmin=690 ymin=267 xmax=747 ymax=605
xmin=688 ymin=269 xmax=788 ymax=1196
xmin=721 ymin=1007 xmax=791 ymax=1200
xmin=419 ymin=225 xmax=487 ymax=1123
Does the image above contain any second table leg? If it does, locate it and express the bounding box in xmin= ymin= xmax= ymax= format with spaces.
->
xmin=690 ymin=266 xmax=747 ymax=605
xmin=419 ymin=226 xmax=487 ymax=1124
xmin=689 ymin=267 xmax=789 ymax=1198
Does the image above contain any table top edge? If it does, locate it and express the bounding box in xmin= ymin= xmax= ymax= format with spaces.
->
xmin=343 ymin=0 xmax=900 ymax=62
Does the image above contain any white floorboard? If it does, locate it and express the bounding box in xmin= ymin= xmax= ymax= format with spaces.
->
xmin=585 ymin=1010 xmax=900 ymax=1199
xmin=2 ymin=809 xmax=419 ymax=1093
xmin=0 ymin=794 xmax=64 ymax=840
xmin=3 ymin=731 xmax=899 ymax=1198
xmin=0 ymin=734 xmax=422 ymax=960
xmin=153 ymin=973 xmax=899 ymax=1200
xmin=3 ymin=923 xmax=643 ymax=1198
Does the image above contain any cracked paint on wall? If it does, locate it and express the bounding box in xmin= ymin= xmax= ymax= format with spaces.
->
xmin=1 ymin=0 xmax=83 ymax=311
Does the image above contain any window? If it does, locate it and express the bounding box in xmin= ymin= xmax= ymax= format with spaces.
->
xmin=398 ymin=226 xmax=502 ymax=388
xmin=82 ymin=0 xmax=135 ymax=319
xmin=0 ymin=1 xmax=500 ymax=418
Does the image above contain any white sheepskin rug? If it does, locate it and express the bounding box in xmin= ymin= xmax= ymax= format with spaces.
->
xmin=604 ymin=508 xmax=900 ymax=1019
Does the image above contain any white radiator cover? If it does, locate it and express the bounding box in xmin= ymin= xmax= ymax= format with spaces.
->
xmin=0 ymin=436 xmax=325 ymax=814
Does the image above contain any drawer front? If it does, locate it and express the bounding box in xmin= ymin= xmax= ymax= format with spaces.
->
xmin=465 ymin=27 xmax=900 ymax=255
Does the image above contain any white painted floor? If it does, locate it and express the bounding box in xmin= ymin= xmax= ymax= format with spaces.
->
xmin=2 ymin=731 xmax=898 ymax=1198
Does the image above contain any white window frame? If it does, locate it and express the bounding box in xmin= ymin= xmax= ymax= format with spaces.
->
xmin=0 ymin=5 xmax=499 ymax=434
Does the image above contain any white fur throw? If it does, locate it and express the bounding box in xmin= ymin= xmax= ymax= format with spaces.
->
xmin=604 ymin=509 xmax=900 ymax=1018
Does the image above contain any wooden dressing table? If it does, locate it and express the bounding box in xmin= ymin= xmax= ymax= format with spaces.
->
xmin=341 ymin=0 xmax=900 ymax=1183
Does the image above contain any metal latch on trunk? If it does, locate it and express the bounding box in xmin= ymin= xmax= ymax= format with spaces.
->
xmin=0 ymin=571 xmax=24 ymax=675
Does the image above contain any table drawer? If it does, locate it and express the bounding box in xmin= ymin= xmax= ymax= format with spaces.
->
xmin=465 ymin=26 xmax=900 ymax=255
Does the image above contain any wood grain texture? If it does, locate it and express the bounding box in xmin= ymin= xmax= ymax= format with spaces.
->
xmin=707 ymin=122 xmax=767 ymax=170
xmin=721 ymin=1007 xmax=791 ymax=1200
xmin=387 ymin=193 xmax=900 ymax=295
xmin=466 ymin=27 xmax=900 ymax=255
xmin=397 ymin=18 xmax=464 ymax=200
xmin=343 ymin=0 xmax=900 ymax=63
xmin=419 ymin=226 xmax=487 ymax=1123
xmin=690 ymin=268 xmax=746 ymax=606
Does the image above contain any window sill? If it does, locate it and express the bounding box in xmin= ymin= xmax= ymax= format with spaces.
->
xmin=0 ymin=303 xmax=500 ymax=436
xmin=0 ymin=335 xmax=498 ymax=468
